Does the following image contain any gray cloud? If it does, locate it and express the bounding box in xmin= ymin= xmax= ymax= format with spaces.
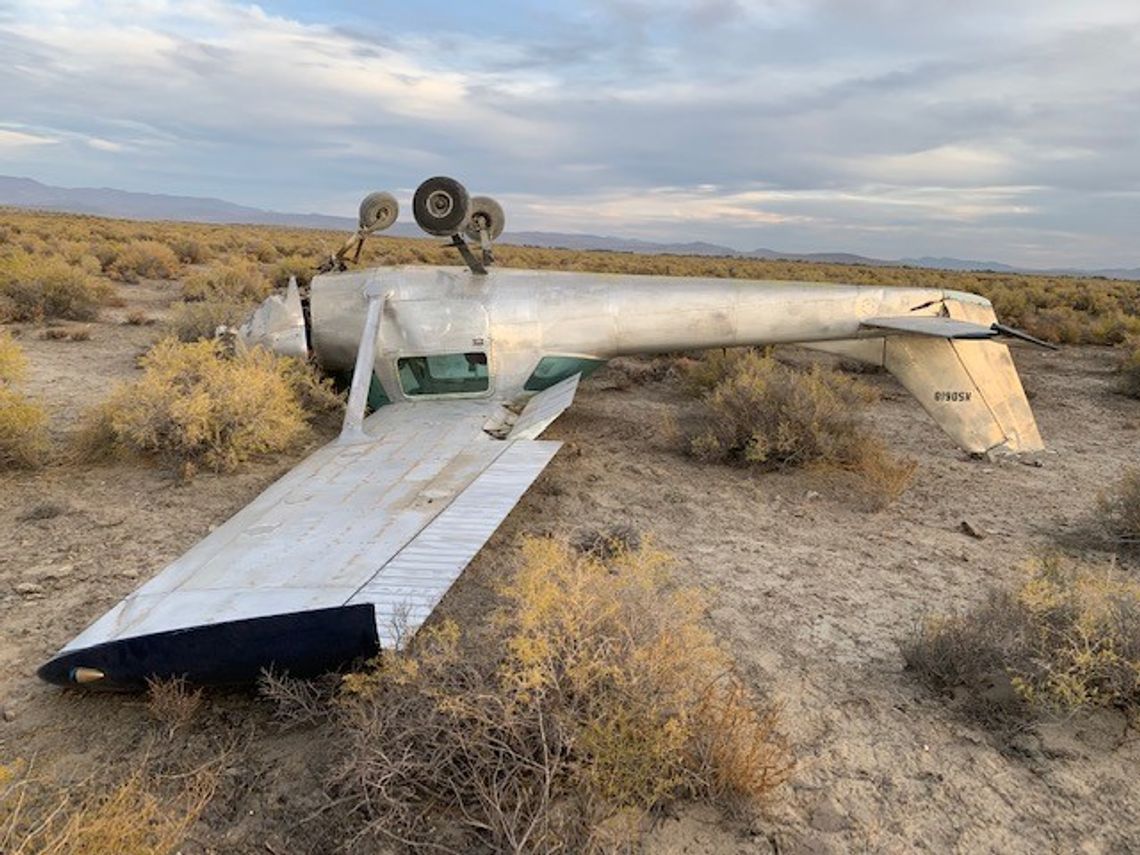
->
xmin=0 ymin=0 xmax=1137 ymax=266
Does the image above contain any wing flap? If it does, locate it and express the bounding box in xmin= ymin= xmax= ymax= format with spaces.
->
xmin=349 ymin=440 xmax=562 ymax=646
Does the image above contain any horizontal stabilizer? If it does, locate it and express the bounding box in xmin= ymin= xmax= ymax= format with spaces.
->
xmin=862 ymin=316 xmax=998 ymax=339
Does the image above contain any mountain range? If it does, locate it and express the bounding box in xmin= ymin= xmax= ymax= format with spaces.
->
xmin=2 ymin=176 xmax=1137 ymax=280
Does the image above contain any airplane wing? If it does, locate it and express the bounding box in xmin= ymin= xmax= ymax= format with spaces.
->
xmin=38 ymin=375 xmax=581 ymax=689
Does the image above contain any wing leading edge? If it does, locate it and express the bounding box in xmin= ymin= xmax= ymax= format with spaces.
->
xmin=39 ymin=379 xmax=580 ymax=689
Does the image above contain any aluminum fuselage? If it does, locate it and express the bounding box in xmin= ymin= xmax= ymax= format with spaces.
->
xmin=309 ymin=266 xmax=970 ymax=402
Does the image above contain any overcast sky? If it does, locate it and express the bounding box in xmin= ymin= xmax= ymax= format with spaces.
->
xmin=1 ymin=0 xmax=1137 ymax=266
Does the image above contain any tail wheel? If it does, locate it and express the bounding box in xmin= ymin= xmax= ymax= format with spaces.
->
xmin=413 ymin=176 xmax=470 ymax=236
xmin=464 ymin=196 xmax=505 ymax=241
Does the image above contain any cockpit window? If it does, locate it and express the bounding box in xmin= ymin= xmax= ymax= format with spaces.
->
xmin=397 ymin=353 xmax=489 ymax=396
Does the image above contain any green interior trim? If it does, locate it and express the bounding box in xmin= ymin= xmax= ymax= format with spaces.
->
xmin=524 ymin=355 xmax=608 ymax=391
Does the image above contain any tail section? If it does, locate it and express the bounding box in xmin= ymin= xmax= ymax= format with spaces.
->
xmin=807 ymin=292 xmax=1044 ymax=455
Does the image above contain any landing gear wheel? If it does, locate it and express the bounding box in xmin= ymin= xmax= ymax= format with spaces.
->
xmin=413 ymin=176 xmax=471 ymax=236
xmin=358 ymin=191 xmax=398 ymax=232
xmin=464 ymin=196 xmax=505 ymax=241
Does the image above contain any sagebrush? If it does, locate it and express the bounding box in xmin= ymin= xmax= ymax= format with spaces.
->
xmin=78 ymin=338 xmax=339 ymax=475
xmin=0 ymin=331 xmax=48 ymax=467
xmin=1099 ymin=468 xmax=1140 ymax=552
xmin=903 ymin=555 xmax=1140 ymax=719
xmin=180 ymin=260 xmax=270 ymax=303
xmin=682 ymin=349 xmax=915 ymax=507
xmin=332 ymin=536 xmax=791 ymax=852
xmin=0 ymin=251 xmax=113 ymax=321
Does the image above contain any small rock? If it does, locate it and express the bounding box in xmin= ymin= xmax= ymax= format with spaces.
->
xmin=805 ymin=490 xmax=821 ymax=500
xmin=15 ymin=582 xmax=44 ymax=596
xmin=959 ymin=519 xmax=987 ymax=540
xmin=2 ymin=707 xmax=15 ymax=722
xmin=120 ymin=568 xmax=140 ymax=579
xmin=809 ymin=799 xmax=851 ymax=833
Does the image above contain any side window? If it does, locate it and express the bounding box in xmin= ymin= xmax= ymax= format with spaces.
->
xmin=397 ymin=352 xmax=489 ymax=396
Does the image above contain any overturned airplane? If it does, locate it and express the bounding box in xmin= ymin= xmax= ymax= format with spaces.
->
xmin=39 ymin=176 xmax=1048 ymax=689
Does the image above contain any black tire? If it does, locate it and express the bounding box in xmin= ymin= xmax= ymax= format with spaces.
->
xmin=358 ymin=191 xmax=398 ymax=232
xmin=413 ymin=176 xmax=470 ymax=236
xmin=464 ymin=195 xmax=505 ymax=241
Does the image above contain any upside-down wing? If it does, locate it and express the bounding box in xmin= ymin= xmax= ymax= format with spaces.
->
xmin=38 ymin=376 xmax=580 ymax=689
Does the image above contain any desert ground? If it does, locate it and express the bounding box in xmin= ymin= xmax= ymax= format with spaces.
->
xmin=1 ymin=275 xmax=1138 ymax=853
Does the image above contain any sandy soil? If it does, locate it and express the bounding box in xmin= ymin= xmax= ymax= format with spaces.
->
xmin=1 ymin=282 xmax=1138 ymax=853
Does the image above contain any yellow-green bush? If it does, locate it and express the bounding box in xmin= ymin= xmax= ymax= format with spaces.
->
xmin=0 ymin=252 xmax=111 ymax=321
xmin=109 ymin=240 xmax=180 ymax=282
xmin=79 ymin=339 xmax=317 ymax=475
xmin=684 ymin=350 xmax=875 ymax=468
xmin=165 ymin=300 xmax=254 ymax=343
xmin=180 ymin=260 xmax=270 ymax=303
xmin=903 ymin=556 xmax=1140 ymax=718
xmin=0 ymin=332 xmax=49 ymax=467
xmin=167 ymin=236 xmax=210 ymax=264
xmin=271 ymin=255 xmax=317 ymax=289
xmin=333 ymin=537 xmax=791 ymax=851
xmin=0 ymin=330 xmax=26 ymax=382
xmin=682 ymin=351 xmax=915 ymax=506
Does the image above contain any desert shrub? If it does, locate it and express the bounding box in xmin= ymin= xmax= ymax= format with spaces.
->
xmin=165 ymin=300 xmax=254 ymax=342
xmin=109 ymin=240 xmax=180 ymax=282
xmin=145 ymin=676 xmax=204 ymax=739
xmin=167 ymin=236 xmax=210 ymax=264
xmin=903 ymin=556 xmax=1140 ymax=719
xmin=333 ymin=537 xmax=792 ymax=852
xmin=0 ymin=758 xmax=215 ymax=855
xmin=245 ymin=238 xmax=278 ymax=263
xmin=0 ymin=333 xmax=48 ymax=467
xmin=0 ymin=387 xmax=48 ymax=467
xmin=78 ymin=338 xmax=315 ymax=475
xmin=1099 ymin=468 xmax=1140 ymax=551
xmin=0 ymin=252 xmax=110 ymax=321
xmin=682 ymin=351 xmax=914 ymax=507
xmin=685 ymin=350 xmax=874 ymax=468
xmin=181 ymin=260 xmax=270 ymax=303
xmin=1119 ymin=339 xmax=1140 ymax=399
xmin=271 ymin=255 xmax=316 ymax=289
xmin=0 ymin=330 xmax=26 ymax=382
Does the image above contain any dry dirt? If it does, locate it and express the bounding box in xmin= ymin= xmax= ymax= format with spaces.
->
xmin=1 ymin=282 xmax=1139 ymax=854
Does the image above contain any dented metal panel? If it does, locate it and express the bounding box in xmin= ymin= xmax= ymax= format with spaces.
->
xmin=507 ymin=373 xmax=581 ymax=440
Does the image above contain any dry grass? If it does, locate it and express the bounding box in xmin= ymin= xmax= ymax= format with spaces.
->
xmin=180 ymin=260 xmax=270 ymax=303
xmin=108 ymin=240 xmax=180 ymax=283
xmin=903 ymin=555 xmax=1140 ymax=720
xmin=77 ymin=338 xmax=324 ymax=476
xmin=333 ymin=536 xmax=792 ymax=852
xmin=0 ymin=331 xmax=49 ymax=468
xmin=682 ymin=350 xmax=916 ymax=508
xmin=0 ymin=330 xmax=27 ymax=383
xmin=0 ymin=758 xmax=216 ymax=855
xmin=0 ymin=252 xmax=113 ymax=322
xmin=1099 ymin=468 xmax=1140 ymax=553
xmin=146 ymin=676 xmax=204 ymax=739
